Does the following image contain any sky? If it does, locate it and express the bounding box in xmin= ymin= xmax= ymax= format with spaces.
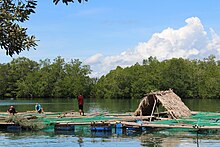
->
xmin=1 ymin=0 xmax=220 ymax=77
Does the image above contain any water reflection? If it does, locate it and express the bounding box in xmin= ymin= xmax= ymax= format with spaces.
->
xmin=1 ymin=98 xmax=220 ymax=113
xmin=2 ymin=128 xmax=220 ymax=147
xmin=0 ymin=98 xmax=139 ymax=114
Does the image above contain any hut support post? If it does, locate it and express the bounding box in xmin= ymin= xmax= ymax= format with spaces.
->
xmin=156 ymin=106 xmax=159 ymax=117
xmin=150 ymin=98 xmax=157 ymax=122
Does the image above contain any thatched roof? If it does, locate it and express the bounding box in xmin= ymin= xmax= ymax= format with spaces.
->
xmin=134 ymin=89 xmax=191 ymax=119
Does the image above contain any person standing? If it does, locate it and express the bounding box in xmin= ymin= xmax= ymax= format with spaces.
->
xmin=77 ymin=94 xmax=84 ymax=116
xmin=7 ymin=106 xmax=17 ymax=115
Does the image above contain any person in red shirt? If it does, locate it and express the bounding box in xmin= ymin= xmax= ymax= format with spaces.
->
xmin=77 ymin=94 xmax=84 ymax=116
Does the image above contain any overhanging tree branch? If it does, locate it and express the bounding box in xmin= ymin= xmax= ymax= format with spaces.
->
xmin=53 ymin=0 xmax=88 ymax=5
xmin=0 ymin=0 xmax=88 ymax=56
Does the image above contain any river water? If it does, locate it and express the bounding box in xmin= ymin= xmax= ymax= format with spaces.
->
xmin=0 ymin=98 xmax=220 ymax=147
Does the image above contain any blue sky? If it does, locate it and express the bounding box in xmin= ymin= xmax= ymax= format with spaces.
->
xmin=1 ymin=0 xmax=220 ymax=77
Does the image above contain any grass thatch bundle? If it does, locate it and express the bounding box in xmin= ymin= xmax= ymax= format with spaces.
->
xmin=134 ymin=89 xmax=191 ymax=119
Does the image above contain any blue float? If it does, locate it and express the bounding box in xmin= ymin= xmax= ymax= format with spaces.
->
xmin=91 ymin=125 xmax=112 ymax=131
xmin=7 ymin=125 xmax=22 ymax=130
xmin=54 ymin=123 xmax=75 ymax=131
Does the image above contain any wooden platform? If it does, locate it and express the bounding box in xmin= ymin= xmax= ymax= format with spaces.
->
xmin=1 ymin=111 xmax=220 ymax=133
xmin=121 ymin=121 xmax=220 ymax=130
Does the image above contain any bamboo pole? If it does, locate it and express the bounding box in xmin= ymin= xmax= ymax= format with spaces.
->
xmin=156 ymin=104 xmax=159 ymax=117
xmin=118 ymin=116 xmax=154 ymax=121
xmin=150 ymin=97 xmax=157 ymax=122
xmin=121 ymin=121 xmax=142 ymax=127
xmin=141 ymin=123 xmax=220 ymax=130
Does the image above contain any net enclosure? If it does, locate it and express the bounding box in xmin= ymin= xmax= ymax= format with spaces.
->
xmin=4 ymin=112 xmax=119 ymax=131
xmin=134 ymin=89 xmax=191 ymax=119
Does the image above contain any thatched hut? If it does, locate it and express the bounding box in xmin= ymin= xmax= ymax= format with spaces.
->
xmin=134 ymin=89 xmax=191 ymax=119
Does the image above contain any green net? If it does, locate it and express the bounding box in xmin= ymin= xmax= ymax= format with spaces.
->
xmin=3 ymin=111 xmax=220 ymax=132
xmin=152 ymin=112 xmax=220 ymax=127
xmin=6 ymin=115 xmax=48 ymax=130
xmin=4 ymin=112 xmax=119 ymax=131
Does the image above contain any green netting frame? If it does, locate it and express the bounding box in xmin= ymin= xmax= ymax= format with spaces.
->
xmin=153 ymin=112 xmax=220 ymax=127
xmin=3 ymin=112 xmax=220 ymax=131
xmin=1 ymin=112 xmax=120 ymax=131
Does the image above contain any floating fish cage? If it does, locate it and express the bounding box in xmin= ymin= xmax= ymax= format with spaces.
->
xmin=7 ymin=125 xmax=22 ymax=131
xmin=90 ymin=121 xmax=112 ymax=131
xmin=54 ymin=123 xmax=75 ymax=131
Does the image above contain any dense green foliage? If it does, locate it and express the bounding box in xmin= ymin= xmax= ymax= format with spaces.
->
xmin=0 ymin=56 xmax=94 ymax=98
xmin=0 ymin=55 xmax=219 ymax=99
xmin=0 ymin=0 xmax=87 ymax=56
xmin=54 ymin=0 xmax=88 ymax=5
xmin=93 ymin=55 xmax=220 ymax=99
xmin=0 ymin=0 xmax=37 ymax=56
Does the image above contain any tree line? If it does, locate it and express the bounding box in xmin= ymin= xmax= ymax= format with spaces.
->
xmin=0 ymin=56 xmax=95 ymax=98
xmin=93 ymin=55 xmax=220 ymax=99
xmin=0 ymin=55 xmax=220 ymax=99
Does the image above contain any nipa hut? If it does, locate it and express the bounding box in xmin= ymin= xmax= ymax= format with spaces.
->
xmin=134 ymin=89 xmax=191 ymax=119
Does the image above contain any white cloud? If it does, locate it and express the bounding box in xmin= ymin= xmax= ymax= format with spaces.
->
xmin=84 ymin=53 xmax=103 ymax=64
xmin=207 ymin=28 xmax=220 ymax=53
xmin=85 ymin=17 xmax=220 ymax=77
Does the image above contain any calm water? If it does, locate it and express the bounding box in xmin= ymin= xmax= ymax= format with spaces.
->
xmin=0 ymin=98 xmax=220 ymax=147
